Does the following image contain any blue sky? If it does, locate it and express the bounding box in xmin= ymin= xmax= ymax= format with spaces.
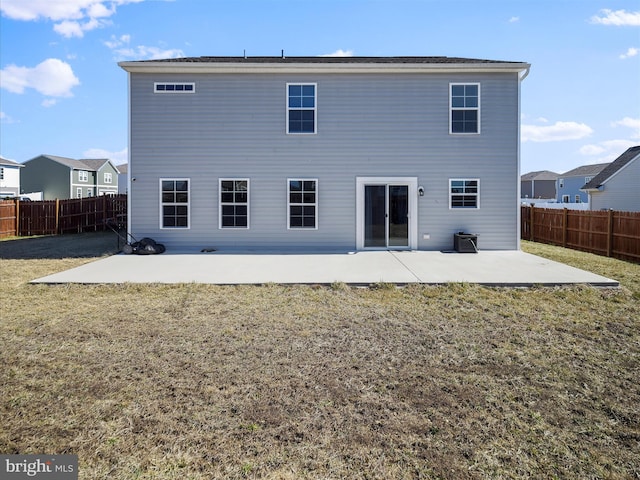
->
xmin=1 ymin=0 xmax=639 ymax=174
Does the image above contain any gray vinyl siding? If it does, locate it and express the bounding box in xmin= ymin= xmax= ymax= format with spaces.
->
xmin=21 ymin=156 xmax=71 ymax=200
xmin=129 ymin=72 xmax=521 ymax=250
xmin=590 ymin=159 xmax=640 ymax=212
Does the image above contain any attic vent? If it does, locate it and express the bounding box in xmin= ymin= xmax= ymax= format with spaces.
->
xmin=154 ymin=82 xmax=195 ymax=93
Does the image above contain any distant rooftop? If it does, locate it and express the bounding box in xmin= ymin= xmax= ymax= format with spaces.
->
xmin=561 ymin=163 xmax=610 ymax=177
xmin=583 ymin=146 xmax=640 ymax=189
xmin=521 ymin=170 xmax=559 ymax=181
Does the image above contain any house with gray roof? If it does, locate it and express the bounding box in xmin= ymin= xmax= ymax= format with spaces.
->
xmin=557 ymin=163 xmax=610 ymax=205
xmin=21 ymin=154 xmax=119 ymax=200
xmin=0 ymin=156 xmax=24 ymax=197
xmin=119 ymin=55 xmax=530 ymax=251
xmin=581 ymin=146 xmax=640 ymax=212
xmin=116 ymin=163 xmax=128 ymax=194
xmin=521 ymin=170 xmax=558 ymax=200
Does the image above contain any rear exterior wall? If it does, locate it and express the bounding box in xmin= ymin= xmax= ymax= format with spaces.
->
xmin=128 ymin=71 xmax=521 ymax=251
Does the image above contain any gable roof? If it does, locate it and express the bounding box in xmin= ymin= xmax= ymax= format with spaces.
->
xmin=120 ymin=56 xmax=530 ymax=75
xmin=521 ymin=170 xmax=559 ymax=181
xmin=116 ymin=163 xmax=128 ymax=174
xmin=560 ymin=163 xmax=610 ymax=177
xmin=0 ymin=156 xmax=24 ymax=168
xmin=583 ymin=146 xmax=640 ymax=190
xmin=79 ymin=159 xmax=110 ymax=171
xmin=28 ymin=154 xmax=111 ymax=172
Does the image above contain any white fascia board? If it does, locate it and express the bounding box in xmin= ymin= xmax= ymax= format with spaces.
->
xmin=118 ymin=61 xmax=531 ymax=75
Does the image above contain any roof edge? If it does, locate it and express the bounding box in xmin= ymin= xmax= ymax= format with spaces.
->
xmin=119 ymin=58 xmax=530 ymax=75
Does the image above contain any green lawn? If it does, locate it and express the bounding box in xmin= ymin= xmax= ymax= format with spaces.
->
xmin=1 ymin=233 xmax=638 ymax=479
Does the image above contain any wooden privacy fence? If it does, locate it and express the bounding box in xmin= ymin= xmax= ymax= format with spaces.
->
xmin=521 ymin=205 xmax=640 ymax=263
xmin=0 ymin=195 xmax=127 ymax=238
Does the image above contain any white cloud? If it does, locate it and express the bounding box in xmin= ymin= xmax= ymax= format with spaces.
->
xmin=41 ymin=99 xmax=58 ymax=108
xmin=1 ymin=111 xmax=18 ymax=124
xmin=521 ymin=121 xmax=593 ymax=142
xmin=611 ymin=116 xmax=640 ymax=138
xmin=0 ymin=59 xmax=80 ymax=97
xmin=590 ymin=9 xmax=640 ymax=26
xmin=83 ymin=147 xmax=128 ymax=164
xmin=319 ymin=49 xmax=354 ymax=57
xmin=108 ymin=41 xmax=185 ymax=60
xmin=508 ymin=16 xmax=519 ymax=23
xmin=579 ymin=139 xmax=637 ymax=163
xmin=620 ymin=47 xmax=639 ymax=59
xmin=0 ymin=0 xmax=143 ymax=37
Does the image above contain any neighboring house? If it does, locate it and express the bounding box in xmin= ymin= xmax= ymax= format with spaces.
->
xmin=520 ymin=170 xmax=558 ymax=200
xmin=557 ymin=163 xmax=609 ymax=205
xmin=21 ymin=154 xmax=119 ymax=200
xmin=581 ymin=145 xmax=640 ymax=212
xmin=116 ymin=163 xmax=128 ymax=194
xmin=119 ymin=56 xmax=530 ymax=251
xmin=0 ymin=156 xmax=24 ymax=197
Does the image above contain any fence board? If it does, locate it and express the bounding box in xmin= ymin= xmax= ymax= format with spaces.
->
xmin=0 ymin=195 xmax=127 ymax=238
xmin=522 ymin=206 xmax=640 ymax=263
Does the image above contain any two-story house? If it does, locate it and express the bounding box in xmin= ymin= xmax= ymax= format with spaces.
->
xmin=119 ymin=56 xmax=530 ymax=251
xmin=520 ymin=170 xmax=558 ymax=201
xmin=582 ymin=145 xmax=640 ymax=212
xmin=21 ymin=155 xmax=119 ymax=200
xmin=556 ymin=163 xmax=609 ymax=205
xmin=0 ymin=156 xmax=24 ymax=197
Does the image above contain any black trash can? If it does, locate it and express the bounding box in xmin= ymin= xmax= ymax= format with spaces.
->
xmin=453 ymin=232 xmax=478 ymax=253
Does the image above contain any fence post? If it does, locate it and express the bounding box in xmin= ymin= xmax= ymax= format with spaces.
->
xmin=15 ymin=198 xmax=20 ymax=236
xmin=607 ymin=209 xmax=614 ymax=257
xmin=529 ymin=205 xmax=535 ymax=241
xmin=562 ymin=208 xmax=568 ymax=248
xmin=55 ymin=199 xmax=60 ymax=234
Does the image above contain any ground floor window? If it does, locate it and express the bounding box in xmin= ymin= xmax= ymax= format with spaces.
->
xmin=288 ymin=179 xmax=317 ymax=228
xmin=220 ymin=179 xmax=249 ymax=228
xmin=449 ymin=179 xmax=479 ymax=209
xmin=76 ymin=187 xmax=82 ymax=198
xmin=562 ymin=195 xmax=570 ymax=203
xmin=160 ymin=179 xmax=189 ymax=228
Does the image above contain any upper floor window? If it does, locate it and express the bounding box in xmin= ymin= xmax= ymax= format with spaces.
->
xmin=160 ymin=179 xmax=189 ymax=228
xmin=104 ymin=172 xmax=112 ymax=184
xmin=154 ymin=83 xmax=195 ymax=93
xmin=79 ymin=170 xmax=88 ymax=182
xmin=287 ymin=84 xmax=316 ymax=134
xmin=450 ymin=179 xmax=479 ymax=209
xmin=0 ymin=167 xmax=4 ymax=180
xmin=584 ymin=176 xmax=593 ymax=184
xmin=220 ymin=179 xmax=249 ymax=228
xmin=450 ymin=83 xmax=480 ymax=134
xmin=288 ymin=179 xmax=317 ymax=228
xmin=559 ymin=178 xmax=564 ymax=188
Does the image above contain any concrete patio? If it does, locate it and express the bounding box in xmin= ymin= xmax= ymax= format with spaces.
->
xmin=32 ymin=250 xmax=619 ymax=287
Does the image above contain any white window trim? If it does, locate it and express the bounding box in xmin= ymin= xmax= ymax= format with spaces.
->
xmin=78 ymin=170 xmax=88 ymax=182
xmin=575 ymin=195 xmax=582 ymax=203
xmin=449 ymin=83 xmax=481 ymax=135
xmin=286 ymin=83 xmax=317 ymax=135
xmin=559 ymin=178 xmax=564 ymax=188
xmin=159 ymin=178 xmax=191 ymax=230
xmin=562 ymin=194 xmax=570 ymax=203
xmin=287 ymin=178 xmax=318 ymax=230
xmin=219 ymin=178 xmax=250 ymax=229
xmin=449 ymin=178 xmax=480 ymax=209
xmin=104 ymin=172 xmax=112 ymax=184
xmin=76 ymin=187 xmax=82 ymax=198
xmin=154 ymin=82 xmax=195 ymax=93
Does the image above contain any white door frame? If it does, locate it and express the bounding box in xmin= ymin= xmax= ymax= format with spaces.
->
xmin=356 ymin=177 xmax=418 ymax=250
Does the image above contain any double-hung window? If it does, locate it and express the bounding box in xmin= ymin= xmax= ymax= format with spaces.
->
xmin=288 ymin=179 xmax=317 ymax=228
xmin=450 ymin=179 xmax=479 ymax=209
xmin=450 ymin=83 xmax=480 ymax=134
xmin=160 ymin=179 xmax=189 ymax=228
xmin=287 ymin=84 xmax=316 ymax=134
xmin=104 ymin=172 xmax=112 ymax=184
xmin=79 ymin=170 xmax=88 ymax=182
xmin=220 ymin=179 xmax=249 ymax=228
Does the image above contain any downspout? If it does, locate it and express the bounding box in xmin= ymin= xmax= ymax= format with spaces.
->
xmin=516 ymin=64 xmax=531 ymax=250
xmin=126 ymin=71 xmax=132 ymax=239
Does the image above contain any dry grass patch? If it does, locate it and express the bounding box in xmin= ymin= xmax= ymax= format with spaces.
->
xmin=1 ymin=234 xmax=639 ymax=479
